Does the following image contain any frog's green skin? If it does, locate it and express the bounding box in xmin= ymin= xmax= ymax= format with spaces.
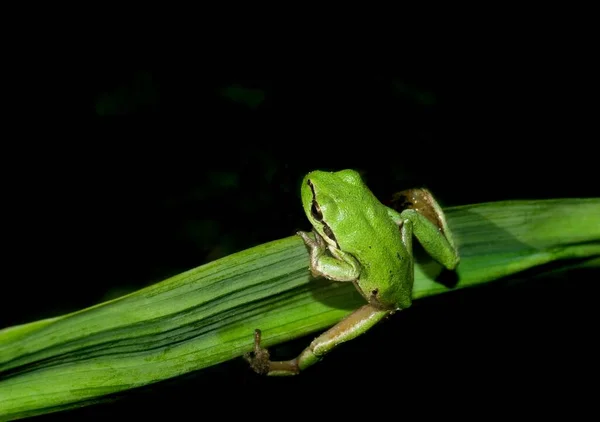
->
xmin=245 ymin=169 xmax=459 ymax=376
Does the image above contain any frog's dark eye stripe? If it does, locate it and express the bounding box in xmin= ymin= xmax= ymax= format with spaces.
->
xmin=308 ymin=179 xmax=337 ymax=244
xmin=308 ymin=180 xmax=324 ymax=221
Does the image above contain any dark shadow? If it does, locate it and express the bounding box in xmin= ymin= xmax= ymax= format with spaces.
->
xmin=444 ymin=207 xmax=535 ymax=259
xmin=306 ymin=270 xmax=365 ymax=312
xmin=411 ymin=255 xmax=599 ymax=316
xmin=413 ymin=242 xmax=460 ymax=288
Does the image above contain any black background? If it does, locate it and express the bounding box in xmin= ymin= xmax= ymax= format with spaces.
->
xmin=2 ymin=45 xmax=598 ymax=419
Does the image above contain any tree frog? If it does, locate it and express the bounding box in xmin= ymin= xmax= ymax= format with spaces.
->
xmin=245 ymin=169 xmax=460 ymax=376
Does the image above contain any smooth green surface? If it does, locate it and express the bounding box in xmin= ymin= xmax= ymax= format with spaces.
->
xmin=1 ymin=199 xmax=599 ymax=420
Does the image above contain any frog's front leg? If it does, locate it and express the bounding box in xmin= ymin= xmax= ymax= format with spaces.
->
xmin=245 ymin=304 xmax=391 ymax=376
xmin=296 ymin=229 xmax=361 ymax=282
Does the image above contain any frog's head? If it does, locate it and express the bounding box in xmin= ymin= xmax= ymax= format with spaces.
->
xmin=300 ymin=169 xmax=366 ymax=247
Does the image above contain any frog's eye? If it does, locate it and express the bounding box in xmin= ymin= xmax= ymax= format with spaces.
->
xmin=311 ymin=200 xmax=323 ymax=221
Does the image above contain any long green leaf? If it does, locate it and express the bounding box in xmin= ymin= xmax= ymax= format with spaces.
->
xmin=1 ymin=199 xmax=599 ymax=420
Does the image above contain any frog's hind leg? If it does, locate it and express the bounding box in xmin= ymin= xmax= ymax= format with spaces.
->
xmin=245 ymin=304 xmax=391 ymax=376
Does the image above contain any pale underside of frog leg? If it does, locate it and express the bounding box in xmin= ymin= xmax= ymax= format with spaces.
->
xmin=244 ymin=304 xmax=392 ymax=376
xmin=296 ymin=229 xmax=361 ymax=281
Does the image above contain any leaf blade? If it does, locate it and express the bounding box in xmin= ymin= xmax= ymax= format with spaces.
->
xmin=0 ymin=198 xmax=599 ymax=420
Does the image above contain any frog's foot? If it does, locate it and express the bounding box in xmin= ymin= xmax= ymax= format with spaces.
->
xmin=392 ymin=188 xmax=443 ymax=231
xmin=244 ymin=329 xmax=300 ymax=376
xmin=296 ymin=229 xmax=326 ymax=250
xmin=296 ymin=230 xmax=328 ymax=278
xmin=244 ymin=329 xmax=272 ymax=375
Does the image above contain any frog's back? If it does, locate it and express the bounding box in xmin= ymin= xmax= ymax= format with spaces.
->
xmin=335 ymin=187 xmax=413 ymax=309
